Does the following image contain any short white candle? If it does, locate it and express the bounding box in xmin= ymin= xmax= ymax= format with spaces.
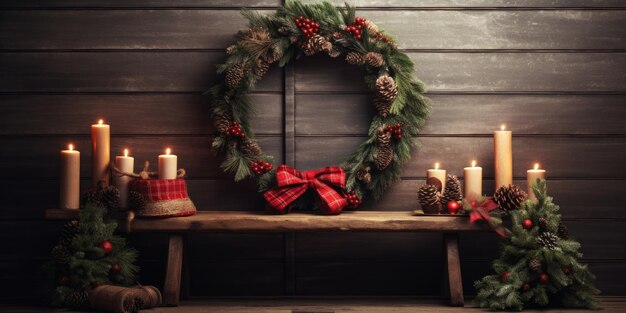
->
xmin=527 ymin=163 xmax=546 ymax=203
xmin=494 ymin=124 xmax=513 ymax=190
xmin=158 ymin=148 xmax=178 ymax=179
xmin=426 ymin=162 xmax=446 ymax=193
xmin=91 ymin=119 xmax=110 ymax=188
xmin=113 ymin=149 xmax=134 ymax=209
xmin=60 ymin=144 xmax=80 ymax=209
xmin=464 ymin=160 xmax=482 ymax=199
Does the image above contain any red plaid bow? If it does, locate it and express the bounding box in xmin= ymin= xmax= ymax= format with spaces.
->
xmin=263 ymin=165 xmax=348 ymax=215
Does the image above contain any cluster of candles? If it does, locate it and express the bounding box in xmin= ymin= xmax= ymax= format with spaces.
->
xmin=426 ymin=125 xmax=546 ymax=203
xmin=59 ymin=119 xmax=179 ymax=210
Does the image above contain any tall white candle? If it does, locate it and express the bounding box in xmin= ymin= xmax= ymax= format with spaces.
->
xmin=91 ymin=119 xmax=110 ymax=188
xmin=60 ymin=144 xmax=80 ymax=209
xmin=463 ymin=160 xmax=482 ymax=199
xmin=494 ymin=124 xmax=513 ymax=190
xmin=527 ymin=163 xmax=546 ymax=203
xmin=426 ymin=162 xmax=446 ymax=193
xmin=158 ymin=148 xmax=178 ymax=179
xmin=113 ymin=149 xmax=134 ymax=209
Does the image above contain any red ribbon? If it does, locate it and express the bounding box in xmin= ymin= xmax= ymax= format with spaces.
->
xmin=468 ymin=198 xmax=508 ymax=238
xmin=263 ymin=165 xmax=348 ymax=215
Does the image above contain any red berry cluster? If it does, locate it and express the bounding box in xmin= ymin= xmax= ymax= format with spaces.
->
xmin=384 ymin=123 xmax=403 ymax=140
xmin=344 ymin=17 xmax=366 ymax=40
xmin=225 ymin=121 xmax=245 ymax=139
xmin=251 ymin=160 xmax=273 ymax=175
xmin=295 ymin=16 xmax=319 ymax=38
xmin=373 ymin=31 xmax=392 ymax=44
xmin=345 ymin=192 xmax=362 ymax=208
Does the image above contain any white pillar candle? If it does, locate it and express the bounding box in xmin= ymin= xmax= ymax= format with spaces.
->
xmin=60 ymin=144 xmax=80 ymax=209
xmin=426 ymin=162 xmax=446 ymax=193
xmin=527 ymin=163 xmax=546 ymax=203
xmin=91 ymin=119 xmax=110 ymax=188
xmin=158 ymin=148 xmax=178 ymax=179
xmin=464 ymin=160 xmax=482 ymax=199
xmin=494 ymin=124 xmax=513 ymax=190
xmin=113 ymin=149 xmax=134 ymax=209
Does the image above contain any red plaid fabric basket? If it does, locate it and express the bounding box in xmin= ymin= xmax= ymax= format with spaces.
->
xmin=129 ymin=179 xmax=196 ymax=217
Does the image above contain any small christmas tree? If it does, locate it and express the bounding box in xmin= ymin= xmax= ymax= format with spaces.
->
xmin=43 ymin=203 xmax=138 ymax=308
xmin=474 ymin=180 xmax=600 ymax=310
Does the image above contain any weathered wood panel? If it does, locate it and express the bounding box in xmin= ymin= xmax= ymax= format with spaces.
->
xmin=189 ymin=261 xmax=285 ymax=296
xmin=295 ymin=53 xmax=626 ymax=92
xmin=0 ymin=0 xmax=280 ymax=8
xmin=0 ymin=52 xmax=282 ymax=92
xmin=2 ymin=10 xmax=624 ymax=50
xmin=296 ymin=94 xmax=626 ymax=135
xmin=0 ymin=94 xmax=283 ymax=135
xmin=0 ymin=136 xmax=283 ymax=179
xmin=294 ymin=137 xmax=626 ymax=178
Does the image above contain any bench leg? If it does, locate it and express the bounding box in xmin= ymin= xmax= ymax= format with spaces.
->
xmin=444 ymin=233 xmax=464 ymax=306
xmin=163 ymin=234 xmax=184 ymax=306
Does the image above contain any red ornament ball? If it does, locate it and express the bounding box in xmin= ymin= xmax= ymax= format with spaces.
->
xmin=111 ymin=263 xmax=121 ymax=273
xmin=562 ymin=266 xmax=571 ymax=274
xmin=522 ymin=283 xmax=531 ymax=291
xmin=100 ymin=240 xmax=113 ymax=255
xmin=539 ymin=273 xmax=550 ymax=283
xmin=500 ymin=271 xmax=511 ymax=282
xmin=522 ymin=218 xmax=534 ymax=230
xmin=57 ymin=275 xmax=70 ymax=286
xmin=446 ymin=201 xmax=461 ymax=215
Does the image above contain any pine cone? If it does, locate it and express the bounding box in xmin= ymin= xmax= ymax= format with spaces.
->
xmin=300 ymin=37 xmax=318 ymax=56
xmin=100 ymin=185 xmax=120 ymax=211
xmin=364 ymin=52 xmax=384 ymax=67
xmin=373 ymin=94 xmax=391 ymax=117
xmin=254 ymin=59 xmax=270 ymax=77
xmin=51 ymin=244 xmax=70 ymax=264
xmin=213 ymin=113 xmax=231 ymax=133
xmin=128 ymin=191 xmax=146 ymax=211
xmin=345 ymin=52 xmax=365 ymax=65
xmin=264 ymin=49 xmax=283 ymax=64
xmin=376 ymin=127 xmax=392 ymax=146
xmin=538 ymin=217 xmax=548 ymax=230
xmin=82 ymin=190 xmax=103 ymax=207
xmin=327 ymin=46 xmax=341 ymax=58
xmin=355 ymin=166 xmax=372 ymax=184
xmin=374 ymin=145 xmax=393 ymax=171
xmin=365 ymin=20 xmax=379 ymax=34
xmin=536 ymin=232 xmax=560 ymax=250
xmin=441 ymin=174 xmax=462 ymax=206
xmin=529 ymin=258 xmax=542 ymax=272
xmin=225 ymin=63 xmax=247 ymax=89
xmin=332 ymin=31 xmax=343 ymax=41
xmin=418 ymin=184 xmax=441 ymax=214
xmin=558 ymin=223 xmax=570 ymax=239
xmin=494 ymin=184 xmax=527 ymax=213
xmin=65 ymin=290 xmax=90 ymax=309
xmin=376 ymin=75 xmax=398 ymax=105
xmin=226 ymin=45 xmax=237 ymax=55
xmin=311 ymin=34 xmax=328 ymax=52
xmin=241 ymin=139 xmax=263 ymax=156
xmin=61 ymin=220 xmax=80 ymax=244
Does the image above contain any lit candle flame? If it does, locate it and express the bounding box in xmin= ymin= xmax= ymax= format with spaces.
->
xmin=68 ymin=144 xmax=74 ymax=151
xmin=534 ymin=163 xmax=539 ymax=170
xmin=98 ymin=119 xmax=104 ymax=125
xmin=166 ymin=148 xmax=171 ymax=155
xmin=124 ymin=148 xmax=129 ymax=157
xmin=471 ymin=160 xmax=477 ymax=167
xmin=434 ymin=162 xmax=440 ymax=170
xmin=500 ymin=124 xmax=506 ymax=131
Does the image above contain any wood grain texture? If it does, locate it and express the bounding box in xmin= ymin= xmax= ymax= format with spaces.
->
xmin=444 ymin=234 xmax=464 ymax=306
xmin=295 ymin=137 xmax=626 ymax=178
xmin=129 ymin=211 xmax=485 ymax=233
xmin=296 ymin=94 xmax=626 ymax=135
xmin=2 ymin=10 xmax=624 ymax=50
xmin=0 ymin=0 xmax=280 ymax=8
xmin=295 ymin=53 xmax=626 ymax=92
xmin=0 ymin=94 xmax=283 ymax=135
xmin=163 ymin=234 xmax=184 ymax=306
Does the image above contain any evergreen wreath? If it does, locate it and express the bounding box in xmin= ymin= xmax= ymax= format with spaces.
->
xmin=207 ymin=0 xmax=430 ymax=212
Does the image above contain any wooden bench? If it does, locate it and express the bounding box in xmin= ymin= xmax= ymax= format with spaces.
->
xmin=46 ymin=210 xmax=485 ymax=307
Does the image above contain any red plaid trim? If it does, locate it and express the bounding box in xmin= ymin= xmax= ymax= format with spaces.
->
xmin=129 ymin=179 xmax=189 ymax=201
xmin=264 ymin=165 xmax=348 ymax=215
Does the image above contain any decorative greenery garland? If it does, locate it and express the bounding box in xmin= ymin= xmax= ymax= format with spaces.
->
xmin=207 ymin=0 xmax=430 ymax=211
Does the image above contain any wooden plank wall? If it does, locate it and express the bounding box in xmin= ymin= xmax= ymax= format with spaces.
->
xmin=0 ymin=0 xmax=625 ymax=303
